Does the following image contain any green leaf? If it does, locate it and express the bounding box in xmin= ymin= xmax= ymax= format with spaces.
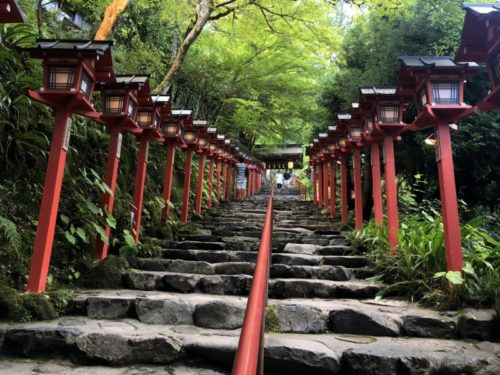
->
xmin=64 ymin=231 xmax=76 ymax=245
xmin=433 ymin=271 xmax=446 ymax=278
xmin=86 ymin=199 xmax=102 ymax=216
xmin=60 ymin=214 xmax=70 ymax=225
xmin=92 ymin=224 xmax=109 ymax=245
xmin=105 ymin=215 xmax=117 ymax=229
xmin=123 ymin=229 xmax=136 ymax=249
xmin=75 ymin=227 xmax=88 ymax=243
xmin=445 ymin=271 xmax=464 ymax=286
xmin=462 ymin=262 xmax=474 ymax=276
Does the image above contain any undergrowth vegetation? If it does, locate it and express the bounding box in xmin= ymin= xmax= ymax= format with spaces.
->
xmin=352 ymin=178 xmax=500 ymax=309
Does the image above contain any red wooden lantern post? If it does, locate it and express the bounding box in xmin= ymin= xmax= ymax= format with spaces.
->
xmin=25 ymin=40 xmax=114 ymax=292
xmin=359 ymin=87 xmax=411 ymax=246
xmin=131 ymin=83 xmax=165 ymax=243
xmin=160 ymin=110 xmax=187 ymax=223
xmin=347 ymin=108 xmax=364 ymax=231
xmin=0 ymin=0 xmax=25 ymax=23
xmin=359 ymin=94 xmax=384 ymax=227
xmin=319 ymin=133 xmax=330 ymax=209
xmin=194 ymin=121 xmax=209 ymax=216
xmin=336 ymin=113 xmax=351 ymax=224
xmin=398 ymin=56 xmax=478 ymax=272
xmin=206 ymin=128 xmax=218 ymax=207
xmin=94 ymin=75 xmax=149 ymax=259
xmin=180 ymin=117 xmax=198 ymax=223
xmin=215 ymin=135 xmax=225 ymax=206
xmin=457 ymin=4 xmax=500 ymax=111
xmin=326 ymin=126 xmax=338 ymax=219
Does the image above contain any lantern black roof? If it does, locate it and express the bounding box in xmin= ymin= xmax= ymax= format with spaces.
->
xmin=27 ymin=39 xmax=113 ymax=55
xmin=359 ymin=87 xmax=397 ymax=96
xmin=463 ymin=3 xmax=500 ymax=13
xmin=116 ymin=75 xmax=149 ymax=85
xmin=456 ymin=4 xmax=500 ymax=61
xmin=152 ymin=95 xmax=170 ymax=103
xmin=172 ymin=109 xmax=192 ymax=117
xmin=193 ymin=120 xmax=208 ymax=127
xmin=399 ymin=56 xmax=478 ymax=70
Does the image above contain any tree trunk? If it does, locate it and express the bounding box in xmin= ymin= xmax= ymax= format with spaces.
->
xmin=94 ymin=0 xmax=130 ymax=41
xmin=36 ymin=0 xmax=44 ymax=38
xmin=154 ymin=0 xmax=213 ymax=94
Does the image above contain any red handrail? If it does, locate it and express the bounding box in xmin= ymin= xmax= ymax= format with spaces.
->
xmin=232 ymin=189 xmax=274 ymax=375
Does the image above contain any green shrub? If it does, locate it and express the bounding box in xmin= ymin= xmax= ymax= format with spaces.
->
xmin=354 ymin=204 xmax=500 ymax=308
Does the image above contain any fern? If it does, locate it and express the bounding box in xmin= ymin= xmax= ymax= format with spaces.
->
xmin=0 ymin=216 xmax=21 ymax=254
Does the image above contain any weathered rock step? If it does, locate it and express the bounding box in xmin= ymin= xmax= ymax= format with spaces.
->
xmin=0 ymin=358 xmax=229 ymax=375
xmin=160 ymin=249 xmax=367 ymax=267
xmin=2 ymin=318 xmax=499 ymax=374
xmin=132 ymin=258 xmax=359 ymax=281
xmin=68 ymin=290 xmax=500 ymax=340
xmin=124 ymin=271 xmax=382 ymax=299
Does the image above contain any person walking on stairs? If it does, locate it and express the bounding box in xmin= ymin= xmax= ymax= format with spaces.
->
xmin=235 ymin=156 xmax=248 ymax=199
xmin=275 ymin=171 xmax=284 ymax=191
xmin=283 ymin=170 xmax=292 ymax=190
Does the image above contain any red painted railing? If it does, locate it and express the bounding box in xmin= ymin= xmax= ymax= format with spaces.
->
xmin=232 ymin=190 xmax=274 ymax=375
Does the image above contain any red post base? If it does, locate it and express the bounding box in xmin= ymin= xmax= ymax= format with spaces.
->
xmin=436 ymin=123 xmax=463 ymax=272
xmin=95 ymin=127 xmax=122 ymax=260
xmin=161 ymin=145 xmax=176 ymax=224
xmin=371 ymin=143 xmax=383 ymax=226
xmin=132 ymin=137 xmax=149 ymax=244
xmin=27 ymin=110 xmax=72 ymax=292
xmin=207 ymin=157 xmax=215 ymax=208
xmin=340 ymin=155 xmax=348 ymax=224
xmin=195 ymin=154 xmax=206 ymax=215
xmin=353 ymin=149 xmax=363 ymax=230
xmin=384 ymin=136 xmax=399 ymax=248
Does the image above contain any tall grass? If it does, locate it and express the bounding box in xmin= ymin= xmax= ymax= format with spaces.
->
xmin=353 ymin=200 xmax=500 ymax=309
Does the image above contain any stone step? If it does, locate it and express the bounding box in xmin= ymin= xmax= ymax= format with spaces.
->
xmin=160 ymin=249 xmax=367 ymax=268
xmin=2 ymin=318 xmax=498 ymax=374
xmin=174 ymin=241 xmax=226 ymax=250
xmin=67 ymin=290 xmax=498 ymax=340
xmin=124 ymin=271 xmax=382 ymax=298
xmin=0 ymin=358 xmax=229 ymax=375
xmin=272 ymin=253 xmax=367 ymax=267
xmin=132 ymin=258 xmax=357 ymax=281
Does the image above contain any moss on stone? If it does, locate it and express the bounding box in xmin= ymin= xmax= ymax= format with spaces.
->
xmin=80 ymin=255 xmax=130 ymax=289
xmin=0 ymin=284 xmax=28 ymax=321
xmin=138 ymin=241 xmax=163 ymax=258
xmin=156 ymin=223 xmax=174 ymax=241
xmin=21 ymin=293 xmax=58 ymax=320
xmin=47 ymin=289 xmax=75 ymax=315
xmin=265 ymin=304 xmax=281 ymax=333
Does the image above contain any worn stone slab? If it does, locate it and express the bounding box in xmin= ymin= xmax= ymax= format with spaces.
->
xmin=270 ymin=264 xmax=351 ymax=281
xmin=283 ymin=243 xmax=320 ymax=255
xmin=0 ymin=359 xmax=230 ymax=375
xmin=175 ymin=241 xmax=226 ymax=250
xmin=458 ymin=308 xmax=500 ymax=341
xmin=329 ymin=309 xmax=401 ymax=337
xmin=221 ymin=236 xmax=260 ymax=251
xmin=317 ymin=245 xmax=352 ymax=256
xmin=194 ymin=300 xmax=246 ymax=329
xmin=135 ymin=297 xmax=194 ymax=325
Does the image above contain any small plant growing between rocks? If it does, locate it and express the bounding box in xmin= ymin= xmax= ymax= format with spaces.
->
xmin=265 ymin=304 xmax=281 ymax=333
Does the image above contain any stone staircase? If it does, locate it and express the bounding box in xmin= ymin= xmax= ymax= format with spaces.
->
xmin=1 ymin=194 xmax=499 ymax=374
